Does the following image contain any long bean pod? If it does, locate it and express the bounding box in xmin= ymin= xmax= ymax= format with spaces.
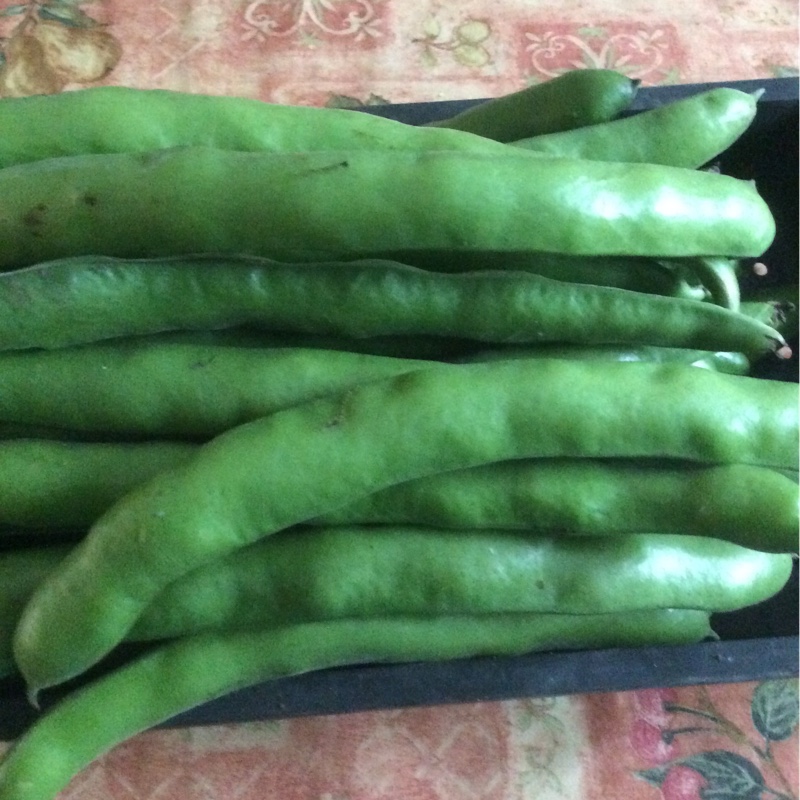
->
xmin=3 ymin=446 xmax=791 ymax=549
xmin=12 ymin=358 xmax=798 ymax=692
xmin=0 ymin=85 xmax=545 ymax=169
xmin=0 ymin=256 xmax=782 ymax=355
xmin=513 ymin=87 xmax=759 ymax=168
xmin=0 ymin=341 xmax=432 ymax=438
xmin=312 ymin=461 xmax=799 ymax=553
xmin=6 ymin=526 xmax=779 ymax=673
xmin=129 ymin=528 xmax=793 ymax=637
xmin=0 ymin=341 xmax=752 ymax=447
xmin=427 ymin=68 xmax=638 ymax=140
xmin=0 ymin=148 xmax=775 ymax=270
xmin=0 ymin=441 xmax=197 ymax=529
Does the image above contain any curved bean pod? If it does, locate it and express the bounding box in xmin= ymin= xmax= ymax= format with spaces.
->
xmin=0 ymin=342 xmax=750 ymax=450
xmin=0 ymin=441 xmax=197 ymax=529
xmin=0 ymin=341 xmax=432 ymax=439
xmin=130 ymin=528 xmax=792 ymax=638
xmin=312 ymin=461 xmax=800 ymax=553
xmin=0 ymin=148 xmax=776 ymax=270
xmin=9 ymin=525 xmax=776 ymax=673
xmin=0 ymin=610 xmax=714 ymax=800
xmin=13 ymin=358 xmax=798 ymax=692
xmin=7 ymin=433 xmax=792 ymax=540
xmin=513 ymin=87 xmax=759 ymax=168
xmin=0 ymin=339 xmax=754 ymax=532
xmin=0 ymin=85 xmax=539 ymax=170
xmin=0 ymin=256 xmax=782 ymax=356
xmin=427 ymin=69 xmax=638 ymax=140
xmin=372 ymin=250 xmax=709 ymax=299
xmin=0 ymin=548 xmax=64 ymax=679
xmin=455 ymin=345 xmax=750 ymax=373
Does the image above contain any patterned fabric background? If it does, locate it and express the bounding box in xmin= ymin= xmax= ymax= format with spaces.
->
xmin=0 ymin=1 xmax=797 ymax=798
xmin=0 ymin=0 xmax=797 ymax=104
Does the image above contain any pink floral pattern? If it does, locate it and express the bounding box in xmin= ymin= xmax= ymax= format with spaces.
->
xmin=4 ymin=0 xmax=793 ymax=104
xmin=521 ymin=23 xmax=686 ymax=84
xmin=583 ymin=681 xmax=799 ymax=800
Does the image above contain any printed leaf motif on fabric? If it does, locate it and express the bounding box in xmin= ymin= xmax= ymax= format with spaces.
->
xmin=414 ymin=14 xmax=492 ymax=69
xmin=523 ymin=23 xmax=681 ymax=85
xmin=633 ymin=681 xmax=799 ymax=800
xmin=325 ymin=91 xmax=390 ymax=108
xmin=240 ymin=0 xmax=383 ymax=44
xmin=751 ymin=680 xmax=800 ymax=744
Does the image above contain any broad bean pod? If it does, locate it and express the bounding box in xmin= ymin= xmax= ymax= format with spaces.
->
xmin=312 ymin=461 xmax=799 ymax=553
xmin=0 ymin=440 xmax=196 ymax=530
xmin=0 ymin=341 xmax=433 ymax=439
xmin=7 ymin=526 xmax=781 ymax=674
xmin=144 ymin=330 xmax=750 ymax=369
xmin=369 ymin=249 xmax=709 ymax=300
xmin=0 ymin=147 xmax=776 ymax=270
xmin=426 ymin=68 xmax=638 ymax=140
xmin=0 ymin=256 xmax=782 ymax=356
xmin=0 ymin=549 xmax=63 ymax=679
xmin=127 ymin=528 xmax=793 ymax=638
xmin=13 ymin=358 xmax=799 ymax=692
xmin=455 ymin=344 xmax=750 ymax=373
xmin=0 ymin=610 xmax=713 ymax=800
xmin=513 ymin=87 xmax=759 ymax=168
xmin=0 ymin=84 xmax=544 ymax=170
xmin=0 ymin=343 xmax=749 ymax=447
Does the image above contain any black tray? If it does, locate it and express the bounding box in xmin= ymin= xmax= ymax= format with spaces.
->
xmin=1 ymin=78 xmax=797 ymax=741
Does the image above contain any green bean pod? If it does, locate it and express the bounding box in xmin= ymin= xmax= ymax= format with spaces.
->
xmin=673 ymin=257 xmax=742 ymax=311
xmin=131 ymin=528 xmax=793 ymax=637
xmin=0 ymin=85 xmax=542 ymax=170
xmin=9 ymin=525 xmax=774 ymax=674
xmin=455 ymin=344 xmax=751 ymax=373
xmin=0 ymin=341 xmax=433 ymax=439
xmin=427 ymin=69 xmax=639 ymax=140
xmin=0 ymin=342 xmax=750 ymax=448
xmin=0 ymin=147 xmax=776 ymax=270
xmin=372 ymin=250 xmax=709 ymax=299
xmin=13 ymin=358 xmax=798 ymax=692
xmin=0 ymin=609 xmax=713 ymax=800
xmin=0 ymin=256 xmax=783 ymax=356
xmin=0 ymin=548 xmax=64 ymax=679
xmin=0 ymin=441 xmax=197 ymax=530
xmin=312 ymin=460 xmax=799 ymax=553
xmin=0 ymin=346 xmax=750 ymax=532
xmin=512 ymin=87 xmax=759 ymax=168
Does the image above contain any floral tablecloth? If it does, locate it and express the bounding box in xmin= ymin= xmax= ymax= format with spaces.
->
xmin=1 ymin=2 xmax=798 ymax=799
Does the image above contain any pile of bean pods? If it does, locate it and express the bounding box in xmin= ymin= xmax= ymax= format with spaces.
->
xmin=0 ymin=69 xmax=797 ymax=800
